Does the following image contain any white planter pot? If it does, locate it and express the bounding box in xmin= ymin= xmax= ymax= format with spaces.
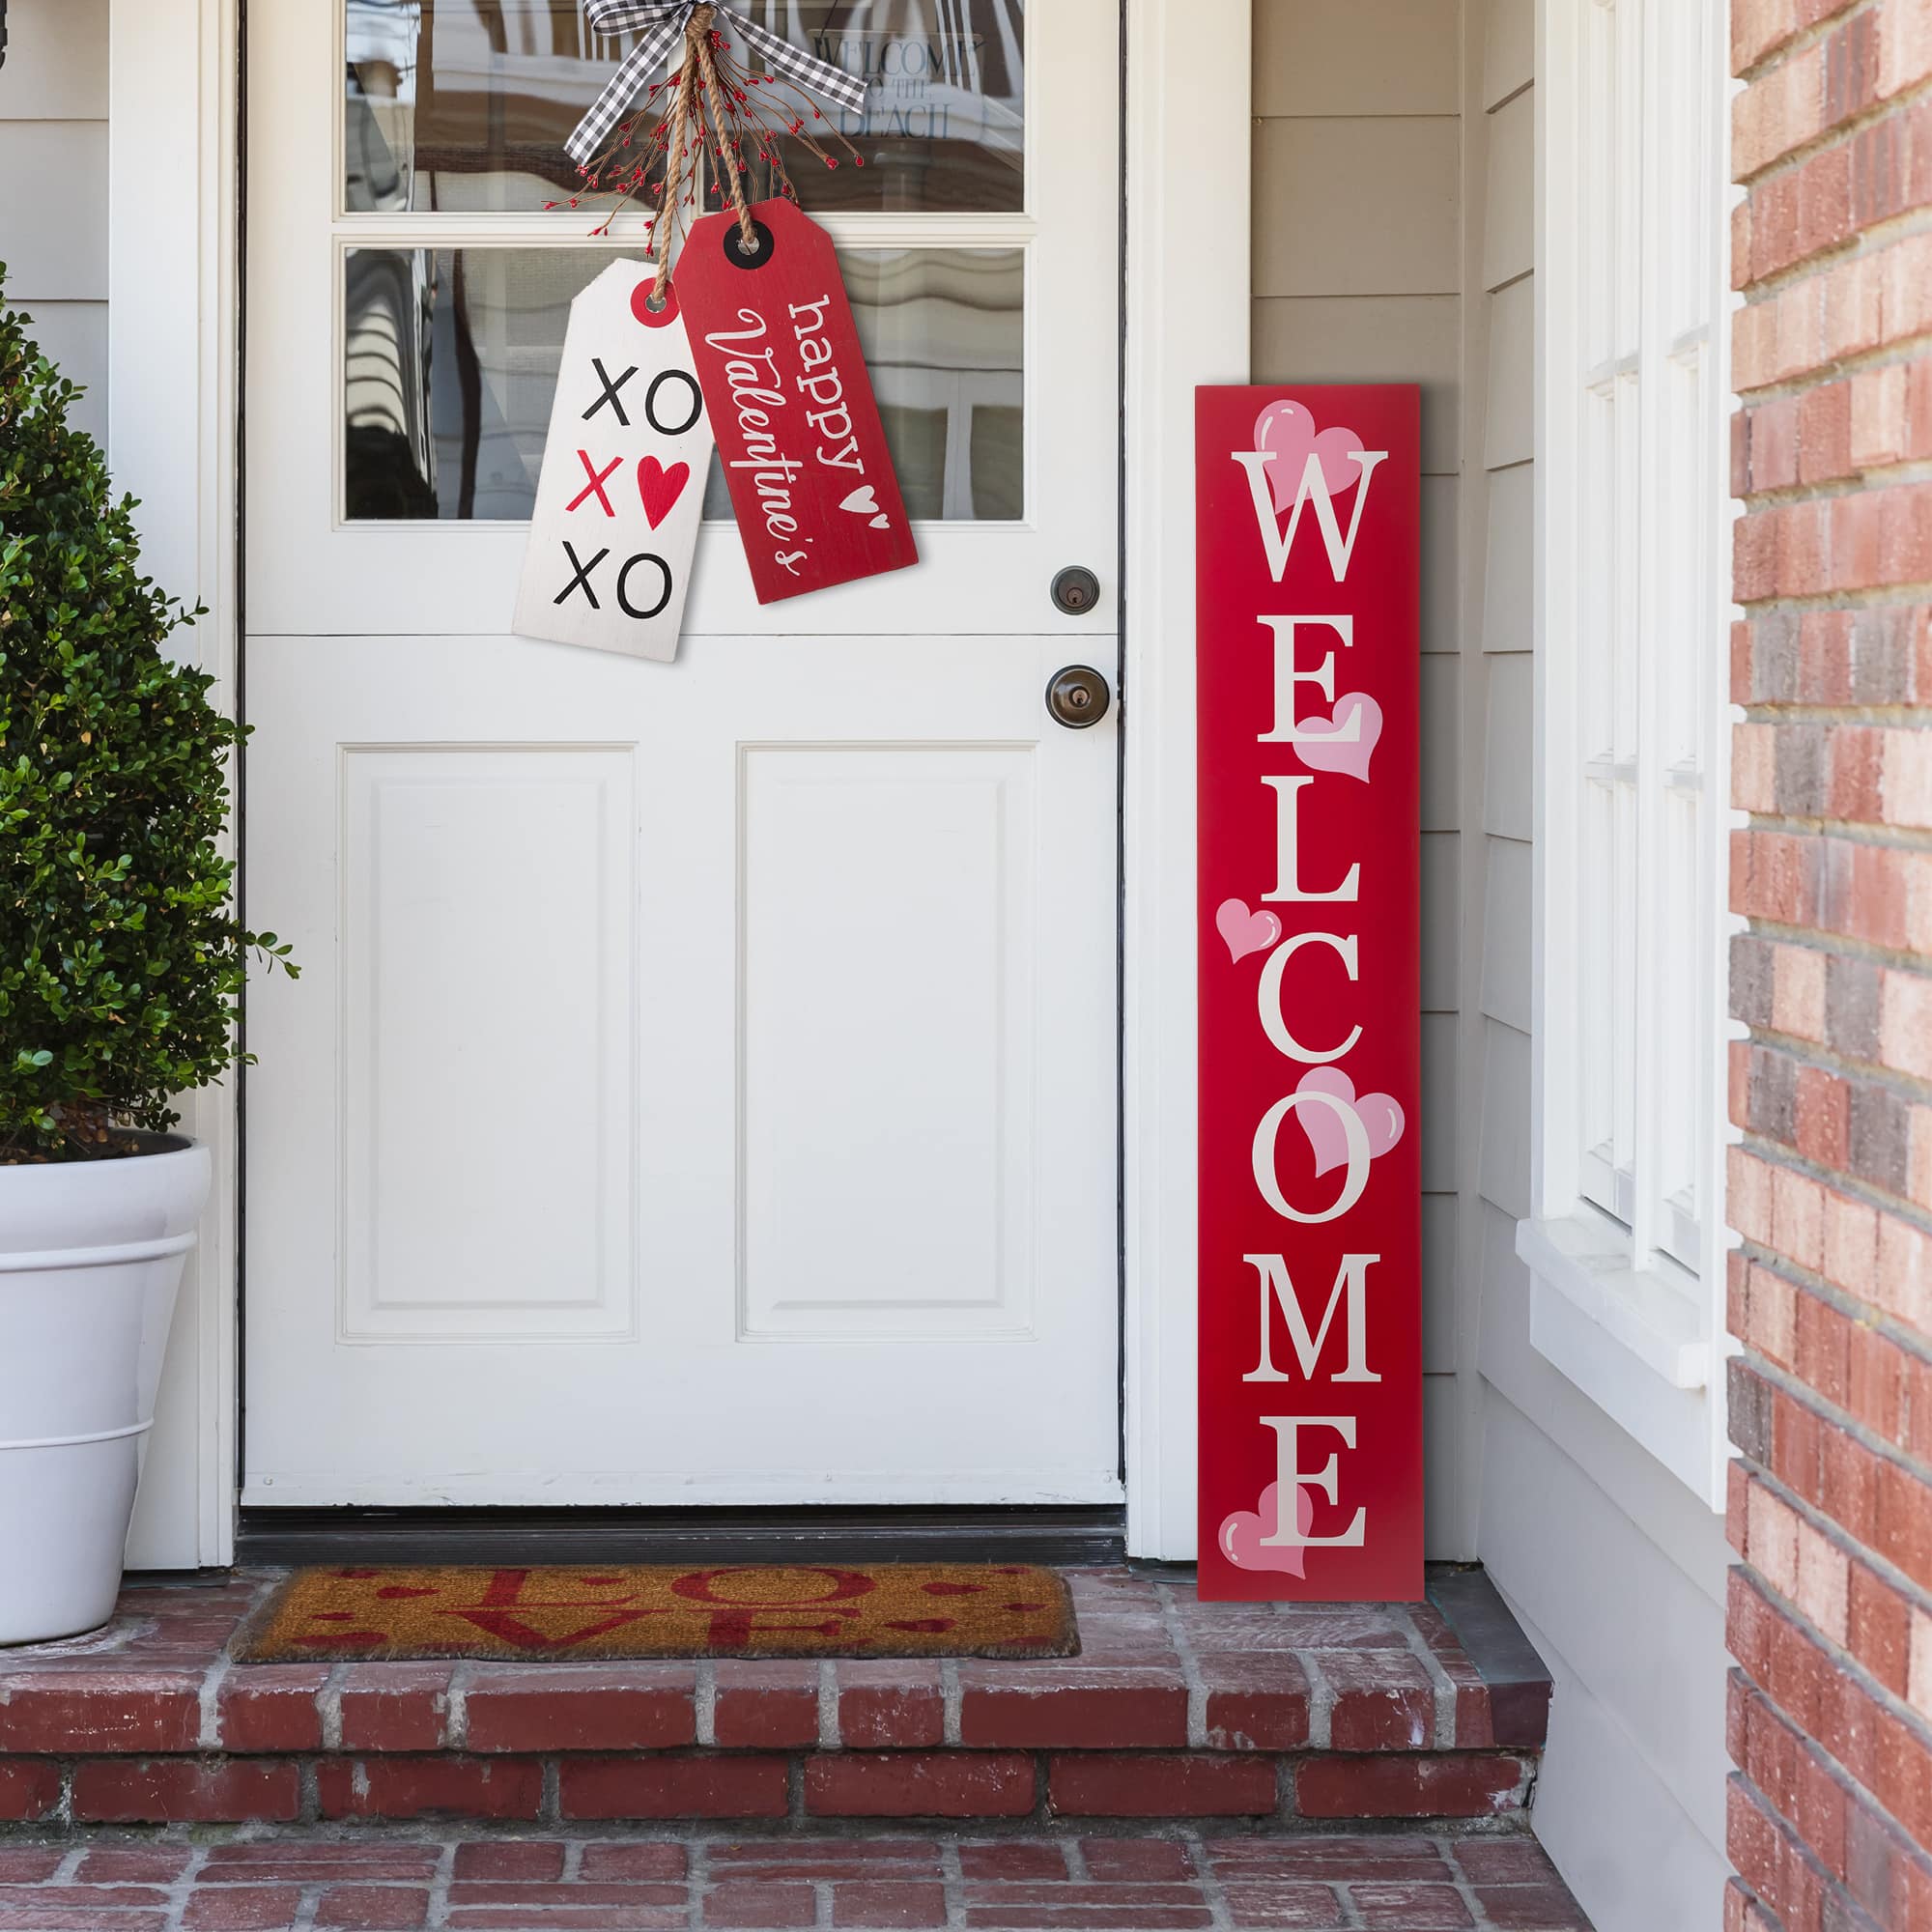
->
xmin=0 ymin=1136 xmax=211 ymax=1644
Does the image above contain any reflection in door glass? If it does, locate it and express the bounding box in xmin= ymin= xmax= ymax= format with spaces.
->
xmin=346 ymin=1 xmax=1024 ymax=214
xmin=343 ymin=247 xmax=1023 ymax=522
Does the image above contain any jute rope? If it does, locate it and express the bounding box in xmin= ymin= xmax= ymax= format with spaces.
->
xmin=647 ymin=3 xmax=760 ymax=302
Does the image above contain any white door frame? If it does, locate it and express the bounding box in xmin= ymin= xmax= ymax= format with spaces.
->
xmin=116 ymin=0 xmax=1250 ymax=1567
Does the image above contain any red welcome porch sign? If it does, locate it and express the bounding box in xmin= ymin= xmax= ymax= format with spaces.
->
xmin=1195 ymin=384 xmax=1422 ymax=1602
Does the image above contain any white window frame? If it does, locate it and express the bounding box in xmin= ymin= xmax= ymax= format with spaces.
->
xmin=1522 ymin=0 xmax=1739 ymax=1508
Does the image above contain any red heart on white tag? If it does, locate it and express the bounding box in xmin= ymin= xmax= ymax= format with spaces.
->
xmin=638 ymin=456 xmax=690 ymax=530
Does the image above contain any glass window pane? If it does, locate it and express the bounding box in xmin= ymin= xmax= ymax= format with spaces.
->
xmin=346 ymin=1 xmax=1024 ymax=215
xmin=344 ymin=245 xmax=1023 ymax=523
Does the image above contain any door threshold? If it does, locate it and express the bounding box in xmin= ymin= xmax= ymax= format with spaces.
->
xmin=235 ymin=1504 xmax=1128 ymax=1567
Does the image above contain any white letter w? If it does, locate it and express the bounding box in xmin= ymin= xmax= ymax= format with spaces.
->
xmin=1233 ymin=448 xmax=1387 ymax=583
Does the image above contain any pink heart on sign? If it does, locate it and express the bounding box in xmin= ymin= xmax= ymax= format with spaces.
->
xmin=1253 ymin=400 xmax=1366 ymax=514
xmin=1292 ymin=693 xmax=1382 ymax=784
xmin=1216 ymin=897 xmax=1282 ymax=963
xmin=1293 ymin=1066 xmax=1405 ymax=1178
xmin=1217 ymin=1482 xmax=1316 ymax=1578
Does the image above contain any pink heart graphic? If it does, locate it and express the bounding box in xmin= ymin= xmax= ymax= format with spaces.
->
xmin=1292 ymin=692 xmax=1382 ymax=784
xmin=638 ymin=455 xmax=690 ymax=530
xmin=1216 ymin=897 xmax=1282 ymax=963
xmin=1293 ymin=1066 xmax=1405 ymax=1178
xmin=1253 ymin=400 xmax=1367 ymax=514
xmin=1217 ymin=1482 xmax=1317 ymax=1578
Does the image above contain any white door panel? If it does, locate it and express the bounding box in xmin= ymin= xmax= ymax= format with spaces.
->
xmin=245 ymin=632 xmax=1120 ymax=1503
xmin=245 ymin=2 xmax=1121 ymax=1506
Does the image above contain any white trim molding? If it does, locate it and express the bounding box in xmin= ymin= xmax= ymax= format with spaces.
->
xmin=1525 ymin=0 xmax=1738 ymax=1511
xmin=114 ymin=0 xmax=242 ymax=1570
xmin=1121 ymin=0 xmax=1251 ymax=1558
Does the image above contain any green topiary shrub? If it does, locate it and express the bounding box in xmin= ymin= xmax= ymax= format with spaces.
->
xmin=0 ymin=268 xmax=294 ymax=1161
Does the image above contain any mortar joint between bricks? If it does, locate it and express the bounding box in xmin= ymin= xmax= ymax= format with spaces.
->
xmin=816 ymin=1659 xmax=839 ymax=1749
xmin=1739 ymin=68 xmax=1932 ymax=192
xmin=427 ymin=1833 xmax=458 ymax=1926
xmin=1738 ymin=807 xmax=1932 ymax=854
xmin=297 ymin=1756 xmax=321 ymax=1827
xmin=317 ymin=1662 xmax=347 ymax=1752
xmin=1393 ymin=1605 xmax=1461 ymax=1751
xmin=937 ymin=1837 xmax=966 ymax=1930
xmin=1735 ymin=702 xmax=1932 ymax=731
xmin=197 ymin=1649 xmax=235 ymax=1752
xmin=1737 ymin=459 xmax=1932 ymax=514
xmin=1739 ymin=1552 xmax=1932 ymax=1746
xmin=1273 ymin=1752 xmax=1295 ymax=1827
xmin=1736 ymin=1131 xmax=1932 ymax=1237
xmin=1733 ymin=1020 xmax=1932 ymax=1102
xmin=1302 ymin=1650 xmax=1338 ymax=1752
xmin=540 ymin=1753 xmax=562 ymax=1829
xmin=694 ymin=1659 xmax=718 ymax=1747
xmin=1151 ymin=1574 xmax=1212 ymax=1748
xmin=1739 ymin=1340 xmax=1932 ymax=1477
xmin=1733 ymin=218 xmax=1932 ymax=340
xmin=940 ymin=1661 xmax=963 ymax=1745
xmin=444 ymin=1660 xmax=473 ymax=1750
xmin=1736 ymin=578 xmax=1932 ymax=617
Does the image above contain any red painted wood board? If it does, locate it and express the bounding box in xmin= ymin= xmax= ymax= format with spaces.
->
xmin=674 ymin=197 xmax=918 ymax=603
xmin=1194 ymin=384 xmax=1423 ymax=1602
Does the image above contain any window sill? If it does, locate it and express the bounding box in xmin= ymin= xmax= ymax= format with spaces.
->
xmin=1514 ymin=1209 xmax=1710 ymax=1391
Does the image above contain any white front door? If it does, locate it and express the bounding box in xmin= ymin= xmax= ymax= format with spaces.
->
xmin=242 ymin=1 xmax=1122 ymax=1507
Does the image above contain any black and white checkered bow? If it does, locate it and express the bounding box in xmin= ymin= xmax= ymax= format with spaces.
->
xmin=566 ymin=0 xmax=867 ymax=167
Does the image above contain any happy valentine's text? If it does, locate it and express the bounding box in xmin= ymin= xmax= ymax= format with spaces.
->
xmin=705 ymin=298 xmax=867 ymax=582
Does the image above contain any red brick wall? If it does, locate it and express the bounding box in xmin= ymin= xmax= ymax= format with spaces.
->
xmin=1726 ymin=2 xmax=1932 ymax=1927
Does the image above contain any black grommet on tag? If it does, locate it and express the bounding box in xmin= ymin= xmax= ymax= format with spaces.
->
xmin=723 ymin=216 xmax=775 ymax=270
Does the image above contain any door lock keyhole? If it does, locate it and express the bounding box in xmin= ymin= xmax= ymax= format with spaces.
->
xmin=1051 ymin=566 xmax=1100 ymax=616
xmin=1045 ymin=665 xmax=1112 ymax=729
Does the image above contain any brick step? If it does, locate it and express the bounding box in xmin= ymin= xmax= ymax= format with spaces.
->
xmin=0 ymin=1566 xmax=1551 ymax=1833
xmin=0 ymin=1832 xmax=1597 ymax=1930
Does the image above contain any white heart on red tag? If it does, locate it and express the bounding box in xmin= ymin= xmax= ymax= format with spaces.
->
xmin=839 ymin=484 xmax=891 ymax=530
xmin=1294 ymin=1065 xmax=1405 ymax=1177
xmin=1293 ymin=693 xmax=1382 ymax=783
xmin=1215 ymin=897 xmax=1282 ymax=963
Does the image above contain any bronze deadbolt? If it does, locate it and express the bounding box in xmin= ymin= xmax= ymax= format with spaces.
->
xmin=1051 ymin=565 xmax=1101 ymax=615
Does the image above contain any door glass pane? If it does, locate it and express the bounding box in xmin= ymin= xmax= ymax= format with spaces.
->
xmin=346 ymin=1 xmax=1024 ymax=214
xmin=344 ymin=245 xmax=1023 ymax=522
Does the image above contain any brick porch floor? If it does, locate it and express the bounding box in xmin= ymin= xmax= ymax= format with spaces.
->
xmin=0 ymin=1831 xmax=1591 ymax=1928
xmin=0 ymin=1566 xmax=1551 ymax=1836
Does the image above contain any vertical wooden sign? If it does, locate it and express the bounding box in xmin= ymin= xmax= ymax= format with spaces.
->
xmin=513 ymin=262 xmax=714 ymax=662
xmin=1195 ymin=385 xmax=1422 ymax=1602
xmin=674 ymin=197 xmax=918 ymax=604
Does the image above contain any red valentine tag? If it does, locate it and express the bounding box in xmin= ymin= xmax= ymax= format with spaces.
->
xmin=674 ymin=197 xmax=919 ymax=603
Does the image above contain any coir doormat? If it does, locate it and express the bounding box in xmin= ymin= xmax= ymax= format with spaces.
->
xmin=238 ymin=1563 xmax=1079 ymax=1662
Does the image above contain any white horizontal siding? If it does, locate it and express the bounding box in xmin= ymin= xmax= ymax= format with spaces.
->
xmin=0 ymin=0 xmax=106 ymax=116
xmin=1257 ymin=0 xmax=1462 ymax=116
xmin=1254 ymin=295 xmax=1463 ymax=475
xmin=1 ymin=0 xmax=110 ymax=447
xmin=1484 ymin=0 xmax=1535 ymax=110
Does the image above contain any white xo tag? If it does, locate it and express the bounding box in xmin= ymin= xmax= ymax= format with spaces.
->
xmin=513 ymin=262 xmax=713 ymax=663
